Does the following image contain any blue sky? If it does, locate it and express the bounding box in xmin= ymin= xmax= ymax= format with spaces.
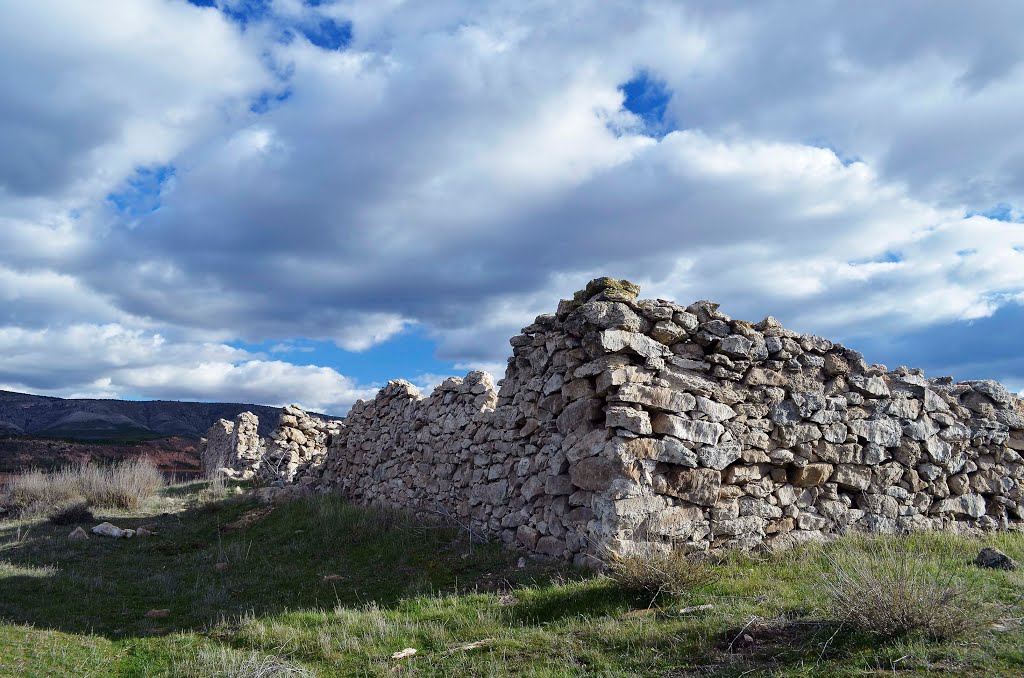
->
xmin=2 ymin=1 xmax=1024 ymax=414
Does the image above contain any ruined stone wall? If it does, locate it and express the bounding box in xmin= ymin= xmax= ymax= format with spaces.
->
xmin=257 ymin=405 xmax=342 ymax=483
xmin=260 ymin=278 xmax=1024 ymax=563
xmin=200 ymin=411 xmax=264 ymax=480
xmin=201 ymin=407 xmax=338 ymax=482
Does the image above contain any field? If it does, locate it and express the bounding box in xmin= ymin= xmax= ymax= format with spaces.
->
xmin=1 ymin=482 xmax=1023 ymax=677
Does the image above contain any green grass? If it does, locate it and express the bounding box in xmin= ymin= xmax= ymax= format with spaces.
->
xmin=1 ymin=484 xmax=1022 ymax=676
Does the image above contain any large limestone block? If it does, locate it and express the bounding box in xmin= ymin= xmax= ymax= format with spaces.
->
xmin=902 ymin=416 xmax=940 ymax=441
xmin=723 ymin=464 xmax=764 ymax=484
xmin=717 ymin=335 xmax=752 ymax=359
xmin=652 ymin=467 xmax=722 ymax=506
xmin=789 ymin=463 xmax=834 ymax=487
xmin=612 ymin=384 xmax=695 ymax=413
xmin=606 ymin=406 xmax=652 ymax=435
xmin=832 ymin=464 xmax=872 ymax=490
xmin=596 ymin=329 xmax=669 ymax=360
xmin=848 ymin=418 xmax=901 ymax=447
xmin=711 ymin=515 xmax=766 ymax=538
xmin=695 ymin=396 xmax=736 ymax=422
xmin=934 ymin=494 xmax=987 ymax=519
xmin=613 ymin=437 xmax=698 ymax=467
xmin=201 ymin=419 xmax=234 ymax=474
xmin=849 ymin=374 xmax=890 ymax=398
xmin=641 ymin=505 xmax=706 ymax=539
xmin=965 ymin=380 xmax=1012 ymax=406
xmin=651 ymin=414 xmax=724 ymax=445
xmin=572 ymin=277 xmax=641 ymax=304
xmin=556 ymin=397 xmax=603 ymax=435
xmin=92 ymin=522 xmax=134 ymax=539
xmin=746 ymin=367 xmax=788 ymax=387
xmin=535 ymin=535 xmax=566 ymax=557
xmin=569 ymin=457 xmax=621 ymax=491
xmin=696 ymin=442 xmax=742 ymax=470
xmin=650 ymin=321 xmax=686 ymax=345
xmin=566 ymin=301 xmax=644 ymax=334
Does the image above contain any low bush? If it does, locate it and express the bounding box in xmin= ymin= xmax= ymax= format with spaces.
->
xmin=819 ymin=539 xmax=996 ymax=640
xmin=47 ymin=499 xmax=95 ymax=526
xmin=7 ymin=459 xmax=164 ymax=511
xmin=606 ymin=547 xmax=718 ymax=603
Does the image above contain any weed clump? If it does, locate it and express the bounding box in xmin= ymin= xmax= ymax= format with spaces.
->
xmin=7 ymin=459 xmax=164 ymax=512
xmin=606 ymin=548 xmax=718 ymax=602
xmin=819 ymin=539 xmax=996 ymax=640
xmin=176 ymin=646 xmax=314 ymax=677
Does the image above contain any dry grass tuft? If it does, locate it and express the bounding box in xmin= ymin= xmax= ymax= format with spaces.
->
xmin=606 ymin=547 xmax=718 ymax=603
xmin=819 ymin=539 xmax=997 ymax=640
xmin=176 ymin=646 xmax=315 ymax=677
xmin=7 ymin=459 xmax=164 ymax=512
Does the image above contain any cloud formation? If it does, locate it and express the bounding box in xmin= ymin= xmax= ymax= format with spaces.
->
xmin=2 ymin=0 xmax=1024 ymax=412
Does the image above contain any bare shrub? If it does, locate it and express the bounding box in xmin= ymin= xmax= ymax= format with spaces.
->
xmin=8 ymin=459 xmax=164 ymax=512
xmin=819 ymin=539 xmax=996 ymax=640
xmin=607 ymin=547 xmax=719 ymax=603
xmin=47 ymin=499 xmax=95 ymax=525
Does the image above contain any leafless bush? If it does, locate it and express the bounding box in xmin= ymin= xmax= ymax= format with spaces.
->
xmin=47 ymin=499 xmax=95 ymax=525
xmin=7 ymin=459 xmax=164 ymax=511
xmin=607 ymin=547 xmax=719 ymax=603
xmin=820 ymin=539 xmax=996 ymax=640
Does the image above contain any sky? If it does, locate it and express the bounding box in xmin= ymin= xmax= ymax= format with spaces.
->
xmin=2 ymin=1 xmax=1024 ymax=415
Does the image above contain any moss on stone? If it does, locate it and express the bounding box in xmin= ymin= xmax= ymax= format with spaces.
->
xmin=572 ymin=277 xmax=641 ymax=304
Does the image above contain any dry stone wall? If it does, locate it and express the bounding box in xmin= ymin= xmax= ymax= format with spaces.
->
xmin=200 ymin=411 xmax=264 ymax=480
xmin=257 ymin=405 xmax=342 ymax=484
xmin=258 ymin=278 xmax=1024 ymax=564
xmin=200 ymin=407 xmax=339 ymax=483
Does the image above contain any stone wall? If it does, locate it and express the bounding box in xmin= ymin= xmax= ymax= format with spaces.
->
xmin=257 ymin=278 xmax=1024 ymax=563
xmin=202 ymin=406 xmax=340 ymax=483
xmin=200 ymin=411 xmax=263 ymax=480
xmin=257 ymin=405 xmax=341 ymax=484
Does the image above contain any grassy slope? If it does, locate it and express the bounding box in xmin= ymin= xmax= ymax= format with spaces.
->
xmin=0 ymin=485 xmax=1021 ymax=677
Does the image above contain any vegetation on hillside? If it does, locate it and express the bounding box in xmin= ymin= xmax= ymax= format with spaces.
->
xmin=0 ymin=480 xmax=1021 ymax=676
xmin=4 ymin=459 xmax=164 ymax=517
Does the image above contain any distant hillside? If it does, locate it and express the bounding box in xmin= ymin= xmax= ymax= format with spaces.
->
xmin=0 ymin=436 xmax=202 ymax=477
xmin=0 ymin=390 xmax=286 ymax=441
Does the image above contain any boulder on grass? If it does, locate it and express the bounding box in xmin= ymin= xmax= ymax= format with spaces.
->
xmin=68 ymin=526 xmax=89 ymax=542
xmin=91 ymin=522 xmax=135 ymax=539
xmin=974 ymin=547 xmax=1017 ymax=571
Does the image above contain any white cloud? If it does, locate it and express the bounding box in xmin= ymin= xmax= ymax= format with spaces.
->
xmin=0 ymin=324 xmax=372 ymax=414
xmin=3 ymin=1 xmax=1024 ymax=402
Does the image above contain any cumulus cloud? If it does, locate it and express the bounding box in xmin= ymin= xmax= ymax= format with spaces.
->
xmin=3 ymin=0 xmax=1024 ymax=404
xmin=0 ymin=323 xmax=373 ymax=414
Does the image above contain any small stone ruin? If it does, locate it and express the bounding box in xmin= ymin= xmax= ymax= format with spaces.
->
xmin=201 ymin=278 xmax=1024 ymax=566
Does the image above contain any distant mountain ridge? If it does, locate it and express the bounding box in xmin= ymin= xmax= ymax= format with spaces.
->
xmin=0 ymin=390 xmax=287 ymax=441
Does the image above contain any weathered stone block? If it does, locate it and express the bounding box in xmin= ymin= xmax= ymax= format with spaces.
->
xmin=832 ymin=464 xmax=872 ymax=490
xmin=696 ymin=442 xmax=742 ymax=470
xmin=695 ymin=396 xmax=736 ymax=422
xmin=606 ymin=406 xmax=652 ymax=435
xmin=569 ymin=457 xmax=620 ymax=491
xmin=641 ymin=505 xmax=705 ymax=539
xmin=934 ymin=494 xmax=986 ymax=519
xmin=651 ymin=414 xmax=724 ymax=445
xmin=652 ymin=467 xmax=722 ymax=506
xmin=613 ymin=384 xmax=696 ymax=413
xmin=789 ymin=463 xmax=834 ymax=487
